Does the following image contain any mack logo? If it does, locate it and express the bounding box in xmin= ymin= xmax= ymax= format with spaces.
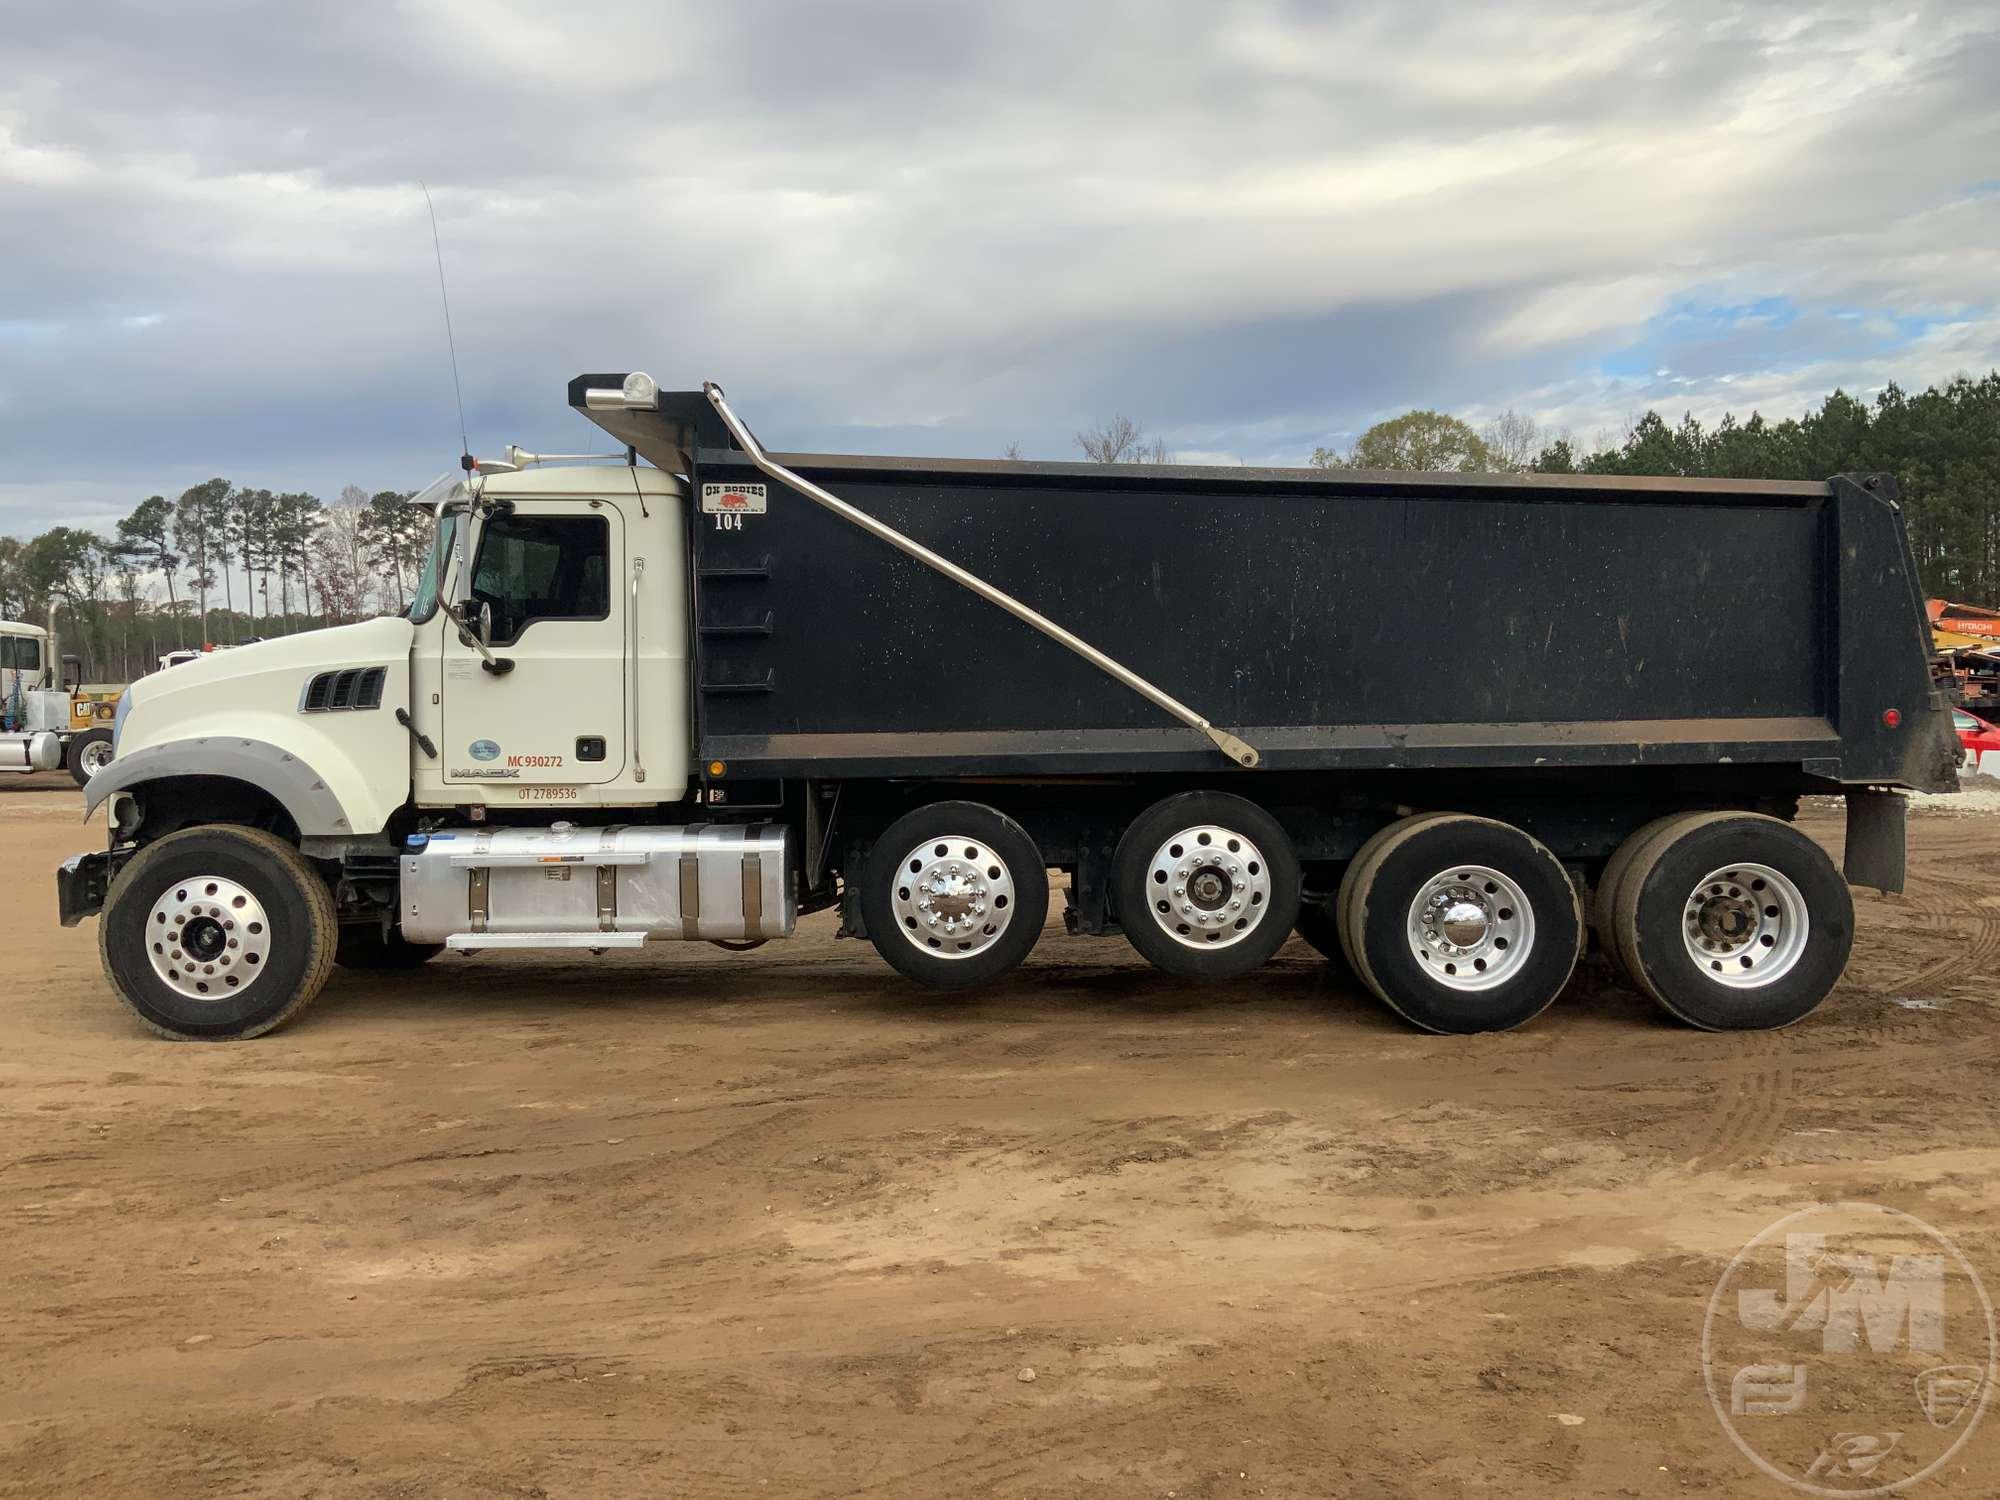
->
xmin=468 ymin=739 xmax=502 ymax=761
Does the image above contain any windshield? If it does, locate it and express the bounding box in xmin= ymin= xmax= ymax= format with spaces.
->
xmin=408 ymin=511 xmax=462 ymax=624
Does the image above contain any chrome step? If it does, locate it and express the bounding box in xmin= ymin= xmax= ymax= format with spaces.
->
xmin=444 ymin=931 xmax=648 ymax=951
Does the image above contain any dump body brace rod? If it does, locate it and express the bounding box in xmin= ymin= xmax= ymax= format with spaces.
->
xmin=701 ymin=382 xmax=1260 ymax=768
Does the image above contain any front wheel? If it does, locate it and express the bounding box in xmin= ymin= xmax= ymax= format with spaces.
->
xmin=68 ymin=728 xmax=114 ymax=787
xmin=98 ymin=825 xmax=338 ymax=1039
xmin=861 ymin=801 xmax=1050 ymax=989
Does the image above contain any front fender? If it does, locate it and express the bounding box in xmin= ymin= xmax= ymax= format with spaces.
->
xmin=82 ymin=737 xmax=359 ymax=835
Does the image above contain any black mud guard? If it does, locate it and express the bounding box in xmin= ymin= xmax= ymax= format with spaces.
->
xmin=1842 ymin=789 xmax=1907 ymax=895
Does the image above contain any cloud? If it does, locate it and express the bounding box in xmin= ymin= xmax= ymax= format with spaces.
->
xmin=2 ymin=0 xmax=1997 ymax=537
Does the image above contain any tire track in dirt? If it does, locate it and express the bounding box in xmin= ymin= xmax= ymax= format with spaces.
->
xmin=1866 ymin=879 xmax=2000 ymax=994
xmin=839 ymin=1406 xmax=1171 ymax=1498
xmin=1680 ymin=1031 xmax=1794 ymax=1172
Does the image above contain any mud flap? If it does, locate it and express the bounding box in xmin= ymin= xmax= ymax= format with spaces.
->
xmin=1842 ymin=789 xmax=1906 ymax=895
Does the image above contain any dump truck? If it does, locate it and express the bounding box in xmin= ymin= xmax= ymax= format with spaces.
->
xmin=58 ymin=374 xmax=1957 ymax=1040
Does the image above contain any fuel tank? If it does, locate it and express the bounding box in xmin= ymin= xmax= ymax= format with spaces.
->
xmin=399 ymin=821 xmax=794 ymax=947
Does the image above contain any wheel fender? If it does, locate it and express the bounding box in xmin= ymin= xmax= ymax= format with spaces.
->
xmin=80 ymin=737 xmax=358 ymax=835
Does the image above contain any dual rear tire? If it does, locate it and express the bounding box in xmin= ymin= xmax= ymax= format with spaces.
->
xmin=1593 ymin=812 xmax=1851 ymax=1030
xmin=1336 ymin=814 xmax=1583 ymax=1034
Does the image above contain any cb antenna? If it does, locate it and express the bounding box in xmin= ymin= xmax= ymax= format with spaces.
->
xmin=419 ymin=181 xmax=472 ymax=472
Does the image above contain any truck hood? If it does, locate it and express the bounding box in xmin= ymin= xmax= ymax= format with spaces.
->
xmin=125 ymin=618 xmax=415 ymax=729
xmin=102 ymin=617 xmax=418 ymax=839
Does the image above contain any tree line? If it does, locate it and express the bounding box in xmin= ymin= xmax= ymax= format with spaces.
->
xmin=1303 ymin=373 xmax=2000 ymax=607
xmin=0 ymin=484 xmax=433 ymax=683
xmin=1073 ymin=372 xmax=1999 ymax=609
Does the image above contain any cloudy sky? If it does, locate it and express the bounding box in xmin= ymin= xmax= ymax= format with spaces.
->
xmin=4 ymin=0 xmax=1998 ymax=543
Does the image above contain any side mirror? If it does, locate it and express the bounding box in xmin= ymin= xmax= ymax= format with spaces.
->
xmin=477 ymin=600 xmax=495 ymax=647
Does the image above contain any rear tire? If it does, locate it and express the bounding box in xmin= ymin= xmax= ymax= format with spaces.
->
xmin=69 ymin=728 xmax=114 ymax=787
xmin=1112 ymin=791 xmax=1300 ymax=981
xmin=99 ymin=825 xmax=337 ymax=1040
xmin=334 ymin=926 xmax=443 ymax=970
xmin=1609 ymin=812 xmax=1851 ymax=1030
xmin=1336 ymin=814 xmax=1582 ymax=1033
xmin=1591 ymin=814 xmax=1690 ymax=992
xmin=861 ymin=801 xmax=1049 ymax=989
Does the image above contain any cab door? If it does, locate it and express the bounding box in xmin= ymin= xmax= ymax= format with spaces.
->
xmin=441 ymin=500 xmax=628 ymax=789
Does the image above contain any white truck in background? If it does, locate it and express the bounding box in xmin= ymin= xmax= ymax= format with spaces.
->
xmin=2 ymin=618 xmax=123 ymax=783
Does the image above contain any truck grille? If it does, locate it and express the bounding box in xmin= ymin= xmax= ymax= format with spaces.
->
xmin=300 ymin=666 xmax=387 ymax=713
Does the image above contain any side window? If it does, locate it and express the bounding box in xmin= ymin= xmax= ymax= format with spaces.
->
xmin=1 ymin=639 xmax=36 ymax=671
xmin=468 ymin=513 xmax=611 ymax=646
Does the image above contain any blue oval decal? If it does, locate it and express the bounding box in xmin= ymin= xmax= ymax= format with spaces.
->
xmin=468 ymin=739 xmax=502 ymax=762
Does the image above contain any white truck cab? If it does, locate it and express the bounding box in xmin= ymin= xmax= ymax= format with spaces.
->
xmin=94 ymin=460 xmax=691 ymax=846
xmin=2 ymin=620 xmax=70 ymax=776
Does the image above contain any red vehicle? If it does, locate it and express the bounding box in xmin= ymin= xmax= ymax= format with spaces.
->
xmin=1956 ymin=709 xmax=2000 ymax=778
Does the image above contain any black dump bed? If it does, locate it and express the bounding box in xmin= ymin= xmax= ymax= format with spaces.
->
xmin=576 ymin=381 xmax=1957 ymax=793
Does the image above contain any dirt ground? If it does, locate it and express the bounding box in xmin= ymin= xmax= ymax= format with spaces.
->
xmin=3 ymin=774 xmax=1998 ymax=1498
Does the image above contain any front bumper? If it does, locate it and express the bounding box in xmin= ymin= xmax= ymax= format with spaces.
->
xmin=57 ymin=850 xmax=112 ymax=927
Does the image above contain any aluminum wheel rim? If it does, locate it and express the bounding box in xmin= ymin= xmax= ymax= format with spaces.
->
xmin=1404 ymin=864 xmax=1536 ymax=991
xmin=1145 ymin=824 xmax=1273 ymax=950
xmin=1680 ymin=862 xmax=1809 ymax=989
xmin=891 ymin=836 xmax=1016 ymax=959
xmin=145 ymin=875 xmax=272 ymax=999
xmin=78 ymin=739 xmax=114 ymax=775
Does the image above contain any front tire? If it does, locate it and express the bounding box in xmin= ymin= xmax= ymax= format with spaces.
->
xmin=861 ymin=801 xmax=1050 ymax=989
xmin=68 ymin=728 xmax=114 ymax=787
xmin=1112 ymin=791 xmax=1301 ymax=981
xmin=99 ymin=826 xmax=338 ymax=1039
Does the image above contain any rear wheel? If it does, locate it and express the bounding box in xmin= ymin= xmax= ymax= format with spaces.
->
xmin=1336 ymin=814 xmax=1582 ymax=1033
xmin=1608 ymin=812 xmax=1851 ymax=1030
xmin=99 ymin=825 xmax=337 ymax=1039
xmin=68 ymin=728 xmax=114 ymax=786
xmin=861 ymin=801 xmax=1049 ymax=989
xmin=334 ymin=926 xmax=443 ymax=970
xmin=1591 ymin=814 xmax=1689 ymax=991
xmin=1113 ymin=791 xmax=1300 ymax=981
